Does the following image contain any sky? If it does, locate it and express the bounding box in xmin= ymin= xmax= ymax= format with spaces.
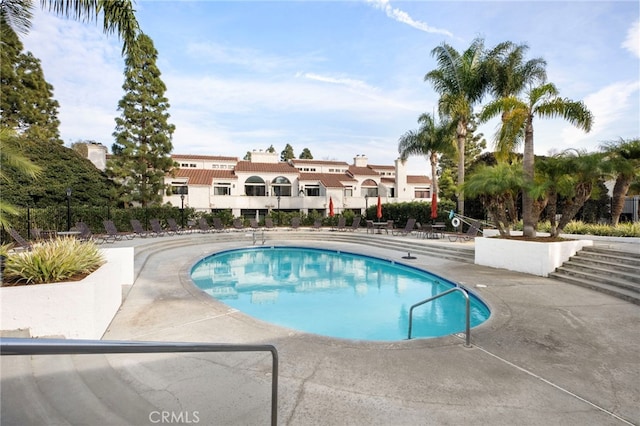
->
xmin=20 ymin=0 xmax=640 ymax=176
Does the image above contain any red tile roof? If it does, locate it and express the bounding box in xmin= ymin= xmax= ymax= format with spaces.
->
xmin=299 ymin=173 xmax=357 ymax=188
xmin=407 ymin=175 xmax=431 ymax=184
xmin=347 ymin=166 xmax=379 ymax=176
xmin=171 ymin=169 xmax=235 ymax=185
xmin=235 ymin=161 xmax=298 ymax=173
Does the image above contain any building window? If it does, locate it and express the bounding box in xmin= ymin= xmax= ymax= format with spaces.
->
xmin=213 ymin=182 xmax=231 ymax=195
xmin=171 ymin=185 xmax=188 ymax=195
xmin=414 ymin=188 xmax=429 ymax=198
xmin=272 ymin=176 xmax=291 ymax=196
xmin=305 ymin=185 xmax=320 ymax=196
xmin=361 ymin=179 xmax=378 ymax=197
xmin=344 ymin=187 xmax=353 ymax=197
xmin=245 ymin=176 xmax=266 ymax=196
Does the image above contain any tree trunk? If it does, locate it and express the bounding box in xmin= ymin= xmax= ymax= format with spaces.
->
xmin=552 ymin=183 xmax=592 ymax=237
xmin=522 ymin=116 xmax=535 ymax=237
xmin=456 ymin=120 xmax=467 ymax=231
xmin=430 ymin=152 xmax=439 ymax=199
xmin=610 ymin=175 xmax=631 ymax=226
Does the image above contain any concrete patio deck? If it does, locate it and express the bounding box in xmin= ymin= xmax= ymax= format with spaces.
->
xmin=2 ymin=229 xmax=639 ymax=425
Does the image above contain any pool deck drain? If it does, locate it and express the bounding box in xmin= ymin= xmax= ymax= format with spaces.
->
xmin=2 ymin=231 xmax=639 ymax=425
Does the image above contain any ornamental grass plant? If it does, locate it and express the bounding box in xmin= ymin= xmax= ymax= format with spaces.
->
xmin=515 ymin=220 xmax=640 ymax=237
xmin=2 ymin=237 xmax=104 ymax=285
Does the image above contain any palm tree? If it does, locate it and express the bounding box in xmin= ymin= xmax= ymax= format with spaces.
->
xmin=425 ymin=38 xmax=490 ymax=222
xmin=0 ymin=0 xmax=140 ymax=55
xmin=462 ymin=162 xmax=524 ymax=236
xmin=0 ymin=128 xmax=42 ymax=228
xmin=479 ymin=82 xmax=593 ymax=237
xmin=397 ymin=113 xmax=456 ymax=200
xmin=599 ymin=138 xmax=640 ymax=225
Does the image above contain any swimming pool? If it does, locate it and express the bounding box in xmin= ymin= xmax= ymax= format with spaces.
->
xmin=191 ymin=247 xmax=490 ymax=341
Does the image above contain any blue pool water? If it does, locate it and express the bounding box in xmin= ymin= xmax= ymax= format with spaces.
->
xmin=191 ymin=247 xmax=490 ymax=341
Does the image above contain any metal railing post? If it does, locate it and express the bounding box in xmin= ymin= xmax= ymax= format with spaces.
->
xmin=407 ymin=286 xmax=471 ymax=347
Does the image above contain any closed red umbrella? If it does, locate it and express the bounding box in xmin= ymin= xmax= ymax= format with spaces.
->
xmin=431 ymin=192 xmax=438 ymax=219
xmin=329 ymin=197 xmax=334 ymax=217
xmin=376 ymin=195 xmax=382 ymax=219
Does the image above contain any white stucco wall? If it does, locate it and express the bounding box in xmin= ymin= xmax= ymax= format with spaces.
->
xmin=0 ymin=247 xmax=133 ymax=339
xmin=475 ymin=237 xmax=593 ymax=277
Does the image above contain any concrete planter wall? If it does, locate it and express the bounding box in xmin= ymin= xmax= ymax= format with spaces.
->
xmin=475 ymin=236 xmax=593 ymax=277
xmin=0 ymin=247 xmax=133 ymax=339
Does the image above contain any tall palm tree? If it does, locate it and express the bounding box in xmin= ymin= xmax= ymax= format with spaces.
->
xmin=0 ymin=0 xmax=140 ymax=55
xmin=425 ymin=38 xmax=490 ymax=222
xmin=397 ymin=113 xmax=456 ymax=200
xmin=479 ymin=82 xmax=593 ymax=237
xmin=599 ymin=137 xmax=640 ymax=225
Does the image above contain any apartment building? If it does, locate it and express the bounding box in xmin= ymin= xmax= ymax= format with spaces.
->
xmin=165 ymin=150 xmax=432 ymax=218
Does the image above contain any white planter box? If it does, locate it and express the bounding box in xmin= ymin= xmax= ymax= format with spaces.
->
xmin=475 ymin=236 xmax=593 ymax=277
xmin=0 ymin=247 xmax=133 ymax=339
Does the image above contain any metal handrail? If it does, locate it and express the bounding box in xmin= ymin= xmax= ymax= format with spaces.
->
xmin=0 ymin=338 xmax=278 ymax=426
xmin=407 ymin=286 xmax=471 ymax=347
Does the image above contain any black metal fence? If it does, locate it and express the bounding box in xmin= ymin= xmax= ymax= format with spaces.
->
xmin=1 ymin=206 xmax=195 ymax=243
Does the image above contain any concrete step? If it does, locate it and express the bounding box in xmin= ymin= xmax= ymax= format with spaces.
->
xmin=580 ymin=247 xmax=640 ymax=265
xmin=553 ymin=265 xmax=640 ymax=293
xmin=568 ymin=256 xmax=640 ymax=278
xmin=548 ymin=272 xmax=640 ymax=306
xmin=550 ymin=245 xmax=640 ymax=305
xmin=8 ymin=352 xmax=159 ymax=426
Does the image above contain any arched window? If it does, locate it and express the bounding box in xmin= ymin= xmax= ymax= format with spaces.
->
xmin=271 ymin=176 xmax=291 ymax=196
xmin=361 ymin=179 xmax=378 ymax=197
xmin=245 ymin=176 xmax=266 ymax=196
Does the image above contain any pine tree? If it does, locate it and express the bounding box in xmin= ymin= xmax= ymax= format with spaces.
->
xmin=299 ymin=148 xmax=313 ymax=159
xmin=280 ymin=143 xmax=295 ymax=161
xmin=0 ymin=16 xmax=61 ymax=144
xmin=108 ymin=34 xmax=176 ymax=207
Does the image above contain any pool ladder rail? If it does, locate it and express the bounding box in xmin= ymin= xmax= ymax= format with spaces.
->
xmin=251 ymin=230 xmax=266 ymax=245
xmin=407 ymin=285 xmax=471 ymax=347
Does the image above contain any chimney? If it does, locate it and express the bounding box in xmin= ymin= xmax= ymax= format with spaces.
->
xmin=354 ymin=154 xmax=368 ymax=167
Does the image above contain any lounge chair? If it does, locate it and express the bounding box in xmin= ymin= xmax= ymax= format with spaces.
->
xmin=103 ymin=220 xmax=134 ymax=242
xmin=131 ymin=219 xmax=152 ymax=238
xmin=333 ymin=217 xmax=346 ymax=231
xmin=366 ymin=220 xmax=375 ymax=234
xmin=7 ymin=228 xmax=32 ymax=251
xmin=290 ymin=217 xmax=300 ymax=231
xmin=385 ymin=220 xmax=395 ymax=234
xmin=197 ymin=217 xmax=212 ymax=233
xmin=392 ymin=218 xmax=416 ymax=236
xmin=265 ymin=217 xmax=275 ymax=230
xmin=75 ymin=221 xmax=102 ymax=243
xmin=166 ymin=218 xmax=182 ymax=235
xmin=311 ymin=218 xmax=322 ymax=231
xmin=250 ymin=219 xmax=260 ymax=230
xmin=233 ymin=218 xmax=244 ymax=231
xmin=149 ymin=218 xmax=166 ymax=237
xmin=348 ymin=216 xmax=361 ymax=232
xmin=448 ymin=221 xmax=481 ymax=242
xmin=210 ymin=217 xmax=225 ymax=232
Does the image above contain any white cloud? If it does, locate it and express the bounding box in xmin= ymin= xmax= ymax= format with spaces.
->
xmin=365 ymin=0 xmax=454 ymax=37
xmin=560 ymin=80 xmax=640 ymax=145
xmin=186 ymin=41 xmax=323 ymax=72
xmin=621 ymin=19 xmax=640 ymax=58
xmin=298 ymin=72 xmax=377 ymax=92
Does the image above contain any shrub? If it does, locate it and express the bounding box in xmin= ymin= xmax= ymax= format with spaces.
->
xmin=3 ymin=238 xmax=105 ymax=285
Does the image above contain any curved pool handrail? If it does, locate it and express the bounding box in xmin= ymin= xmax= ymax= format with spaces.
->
xmin=407 ymin=286 xmax=471 ymax=347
